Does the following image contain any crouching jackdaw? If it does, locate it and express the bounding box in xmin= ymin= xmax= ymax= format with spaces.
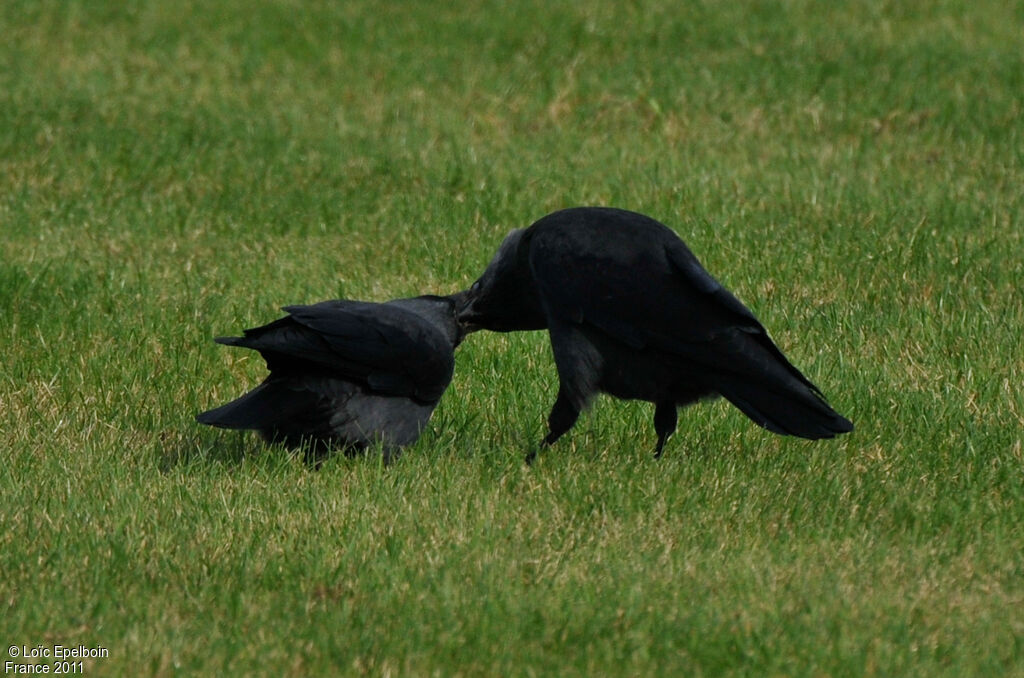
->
xmin=197 ymin=293 xmax=465 ymax=464
xmin=458 ymin=207 xmax=852 ymax=462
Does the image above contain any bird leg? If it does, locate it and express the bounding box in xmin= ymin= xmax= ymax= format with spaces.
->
xmin=527 ymin=388 xmax=581 ymax=464
xmin=653 ymin=400 xmax=678 ymax=459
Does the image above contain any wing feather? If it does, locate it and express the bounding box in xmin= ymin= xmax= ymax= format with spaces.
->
xmin=218 ymin=300 xmax=454 ymax=403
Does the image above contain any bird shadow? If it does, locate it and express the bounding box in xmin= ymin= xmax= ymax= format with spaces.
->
xmin=158 ymin=428 xmax=387 ymax=473
xmin=157 ymin=430 xmax=257 ymax=472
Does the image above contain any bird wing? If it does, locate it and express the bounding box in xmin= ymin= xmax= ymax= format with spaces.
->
xmin=527 ymin=216 xmax=759 ymax=348
xmin=526 ymin=212 xmax=822 ymax=392
xmin=216 ymin=300 xmax=455 ymax=403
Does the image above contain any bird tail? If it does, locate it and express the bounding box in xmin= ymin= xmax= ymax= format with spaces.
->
xmin=709 ymin=332 xmax=853 ymax=439
xmin=196 ymin=380 xmax=312 ymax=430
xmin=213 ymin=335 xmax=253 ymax=349
xmin=717 ymin=377 xmax=853 ymax=439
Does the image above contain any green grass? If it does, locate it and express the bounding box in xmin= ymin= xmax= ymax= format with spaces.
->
xmin=2 ymin=0 xmax=1023 ymax=674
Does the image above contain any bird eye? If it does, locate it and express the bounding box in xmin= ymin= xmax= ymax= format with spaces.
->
xmin=470 ymin=280 xmax=481 ymax=292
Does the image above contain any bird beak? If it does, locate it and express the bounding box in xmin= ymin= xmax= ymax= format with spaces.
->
xmin=455 ymin=289 xmax=484 ymax=334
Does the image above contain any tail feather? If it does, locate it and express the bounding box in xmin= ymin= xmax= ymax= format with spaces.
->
xmin=196 ymin=380 xmax=313 ymax=430
xmin=701 ymin=331 xmax=853 ymax=440
xmin=716 ymin=374 xmax=853 ymax=439
xmin=213 ymin=335 xmax=247 ymax=347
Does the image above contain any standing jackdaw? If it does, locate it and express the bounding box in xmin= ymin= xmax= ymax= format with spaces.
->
xmin=197 ymin=294 xmax=465 ymax=464
xmin=458 ymin=207 xmax=852 ymax=462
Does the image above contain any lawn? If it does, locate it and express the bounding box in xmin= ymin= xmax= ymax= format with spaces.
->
xmin=2 ymin=0 xmax=1022 ymax=675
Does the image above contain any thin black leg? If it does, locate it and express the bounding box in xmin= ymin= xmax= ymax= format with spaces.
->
xmin=653 ymin=400 xmax=678 ymax=459
xmin=526 ymin=387 xmax=581 ymax=465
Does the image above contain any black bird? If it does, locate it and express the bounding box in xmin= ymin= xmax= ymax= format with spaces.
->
xmin=458 ymin=207 xmax=852 ymax=462
xmin=197 ymin=294 xmax=465 ymax=464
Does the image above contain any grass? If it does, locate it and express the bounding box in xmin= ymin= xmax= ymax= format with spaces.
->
xmin=2 ymin=0 xmax=1023 ymax=674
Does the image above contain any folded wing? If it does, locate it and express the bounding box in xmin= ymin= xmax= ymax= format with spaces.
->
xmin=217 ymin=300 xmax=455 ymax=403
